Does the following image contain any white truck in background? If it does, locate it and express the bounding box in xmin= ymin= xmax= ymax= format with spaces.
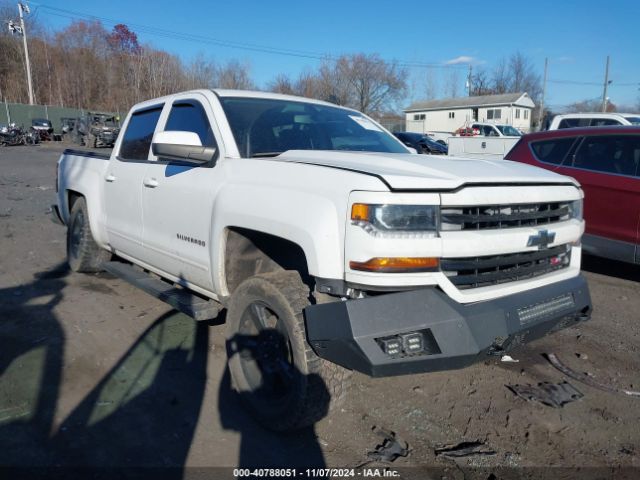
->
xmin=546 ymin=112 xmax=640 ymax=130
xmin=447 ymin=122 xmax=522 ymax=160
xmin=52 ymin=89 xmax=592 ymax=430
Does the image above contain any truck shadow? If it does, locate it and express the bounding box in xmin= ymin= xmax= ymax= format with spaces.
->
xmin=1 ymin=263 xmax=328 ymax=473
xmin=0 ymin=262 xmax=66 ymax=466
xmin=219 ymin=330 xmax=328 ymax=468
xmin=52 ymin=311 xmax=209 ymax=471
xmin=0 ymin=262 xmax=209 ymax=476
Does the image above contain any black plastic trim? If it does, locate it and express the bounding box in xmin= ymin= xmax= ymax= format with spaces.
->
xmin=63 ymin=148 xmax=110 ymax=160
xmin=305 ymin=275 xmax=591 ymax=377
xmin=583 ymin=233 xmax=638 ymax=264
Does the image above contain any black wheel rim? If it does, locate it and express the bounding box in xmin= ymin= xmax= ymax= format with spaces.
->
xmin=236 ymin=301 xmax=296 ymax=407
xmin=69 ymin=210 xmax=84 ymax=260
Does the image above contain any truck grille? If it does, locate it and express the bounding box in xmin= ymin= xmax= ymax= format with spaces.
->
xmin=441 ymin=202 xmax=572 ymax=231
xmin=441 ymin=245 xmax=571 ymax=290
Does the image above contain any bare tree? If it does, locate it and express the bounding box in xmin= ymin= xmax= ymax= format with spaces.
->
xmin=314 ymin=58 xmax=352 ymax=106
xmin=311 ymin=54 xmax=407 ymax=114
xmin=293 ymin=70 xmax=321 ymax=99
xmin=341 ymin=54 xmax=407 ymax=114
xmin=215 ymin=60 xmax=254 ymax=90
xmin=508 ymin=51 xmax=542 ymax=101
xmin=444 ymin=69 xmax=460 ymax=98
xmin=184 ymin=54 xmax=217 ymax=89
xmin=423 ymin=67 xmax=439 ymax=100
xmin=492 ymin=57 xmax=509 ymax=94
xmin=268 ymin=73 xmax=296 ymax=95
xmin=565 ymin=98 xmax=616 ymax=113
xmin=470 ymin=68 xmax=492 ymax=96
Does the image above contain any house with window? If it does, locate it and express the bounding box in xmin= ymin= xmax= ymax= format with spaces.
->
xmin=404 ymin=92 xmax=535 ymax=134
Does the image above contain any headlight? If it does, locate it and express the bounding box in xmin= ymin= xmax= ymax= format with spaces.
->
xmin=568 ymin=199 xmax=583 ymax=221
xmin=351 ymin=203 xmax=439 ymax=237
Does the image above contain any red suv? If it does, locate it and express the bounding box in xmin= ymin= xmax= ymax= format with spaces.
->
xmin=505 ymin=126 xmax=640 ymax=264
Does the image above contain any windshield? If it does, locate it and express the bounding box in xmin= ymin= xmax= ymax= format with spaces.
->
xmin=624 ymin=116 xmax=640 ymax=125
xmin=219 ymin=97 xmax=407 ymax=157
xmin=92 ymin=115 xmax=117 ymax=127
xmin=496 ymin=125 xmax=522 ymax=136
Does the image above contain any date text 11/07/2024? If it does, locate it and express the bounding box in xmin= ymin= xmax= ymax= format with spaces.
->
xmin=232 ymin=468 xmax=400 ymax=478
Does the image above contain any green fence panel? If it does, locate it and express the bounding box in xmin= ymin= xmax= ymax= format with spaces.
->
xmin=0 ymin=101 xmax=117 ymax=134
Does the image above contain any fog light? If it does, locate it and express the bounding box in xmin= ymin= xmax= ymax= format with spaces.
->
xmin=378 ymin=337 xmax=402 ymax=356
xmin=400 ymin=332 xmax=424 ymax=354
xmin=376 ymin=329 xmax=441 ymax=357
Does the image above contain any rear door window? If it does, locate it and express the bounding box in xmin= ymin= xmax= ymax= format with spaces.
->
xmin=530 ymin=137 xmax=577 ymax=165
xmin=558 ymin=118 xmax=590 ymax=129
xmin=572 ymin=135 xmax=640 ymax=176
xmin=590 ymin=118 xmax=622 ymax=127
xmin=119 ymin=106 xmax=163 ymax=160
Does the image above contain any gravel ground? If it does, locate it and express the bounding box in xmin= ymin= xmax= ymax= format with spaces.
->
xmin=1 ymin=144 xmax=639 ymax=477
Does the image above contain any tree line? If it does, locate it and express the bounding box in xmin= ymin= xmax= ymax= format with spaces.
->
xmin=0 ymin=12 xmax=409 ymax=116
xmin=0 ymin=7 xmax=554 ymax=119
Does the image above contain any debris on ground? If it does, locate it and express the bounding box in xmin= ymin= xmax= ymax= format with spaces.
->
xmin=501 ymin=354 xmax=519 ymax=363
xmin=365 ymin=427 xmax=410 ymax=463
xmin=435 ymin=440 xmax=496 ymax=458
xmin=506 ymin=381 xmax=583 ymax=408
xmin=545 ymin=353 xmax=640 ymax=398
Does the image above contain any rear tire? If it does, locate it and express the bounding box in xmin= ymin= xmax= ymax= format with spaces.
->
xmin=225 ymin=271 xmax=351 ymax=431
xmin=67 ymin=197 xmax=110 ymax=273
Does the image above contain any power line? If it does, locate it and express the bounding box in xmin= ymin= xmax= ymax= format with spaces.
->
xmin=35 ymin=4 xmax=468 ymax=71
xmin=549 ymin=79 xmax=638 ymax=87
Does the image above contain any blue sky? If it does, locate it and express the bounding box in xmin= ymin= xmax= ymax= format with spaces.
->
xmin=28 ymin=0 xmax=640 ymax=110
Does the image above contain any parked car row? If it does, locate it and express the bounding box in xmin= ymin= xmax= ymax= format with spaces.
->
xmin=393 ymin=131 xmax=448 ymax=154
xmin=0 ymin=123 xmax=40 ymax=146
xmin=1 ymin=113 xmax=120 ymax=148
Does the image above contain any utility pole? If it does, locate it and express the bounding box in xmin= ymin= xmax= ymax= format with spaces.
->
xmin=467 ymin=64 xmax=472 ymax=96
xmin=538 ymin=57 xmax=548 ymax=130
xmin=17 ymin=2 xmax=34 ymax=105
xmin=601 ymin=55 xmax=610 ymax=112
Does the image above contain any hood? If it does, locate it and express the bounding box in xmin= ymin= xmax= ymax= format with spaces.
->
xmin=274 ymin=150 xmax=578 ymax=190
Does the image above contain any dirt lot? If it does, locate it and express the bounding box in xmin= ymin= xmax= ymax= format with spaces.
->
xmin=1 ymin=144 xmax=639 ymax=477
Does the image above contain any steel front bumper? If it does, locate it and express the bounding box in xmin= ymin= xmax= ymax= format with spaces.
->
xmin=304 ymin=275 xmax=591 ymax=377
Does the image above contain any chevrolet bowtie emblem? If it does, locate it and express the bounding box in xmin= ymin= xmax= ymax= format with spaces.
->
xmin=527 ymin=230 xmax=556 ymax=250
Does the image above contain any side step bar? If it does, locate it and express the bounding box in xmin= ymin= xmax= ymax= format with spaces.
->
xmin=103 ymin=261 xmax=221 ymax=321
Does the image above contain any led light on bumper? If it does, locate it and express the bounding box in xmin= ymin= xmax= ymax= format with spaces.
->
xmin=517 ymin=293 xmax=576 ymax=326
xmin=376 ymin=330 xmax=441 ymax=358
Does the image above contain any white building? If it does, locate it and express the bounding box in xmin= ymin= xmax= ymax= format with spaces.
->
xmin=405 ymin=92 xmax=535 ymax=134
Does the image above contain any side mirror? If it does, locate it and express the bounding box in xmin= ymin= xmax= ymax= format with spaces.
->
xmin=152 ymin=131 xmax=216 ymax=165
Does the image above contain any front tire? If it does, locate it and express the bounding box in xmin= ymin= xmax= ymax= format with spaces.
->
xmin=225 ymin=271 xmax=350 ymax=431
xmin=67 ymin=197 xmax=110 ymax=273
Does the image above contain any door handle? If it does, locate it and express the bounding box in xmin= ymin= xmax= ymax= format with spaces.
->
xmin=105 ymin=174 xmax=116 ymax=182
xmin=143 ymin=178 xmax=159 ymax=188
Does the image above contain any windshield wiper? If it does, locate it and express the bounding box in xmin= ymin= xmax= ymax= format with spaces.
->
xmin=251 ymin=152 xmax=283 ymax=158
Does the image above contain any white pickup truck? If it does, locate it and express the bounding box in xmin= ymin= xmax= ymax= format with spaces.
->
xmin=447 ymin=123 xmax=522 ymax=160
xmin=52 ymin=89 xmax=592 ymax=430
